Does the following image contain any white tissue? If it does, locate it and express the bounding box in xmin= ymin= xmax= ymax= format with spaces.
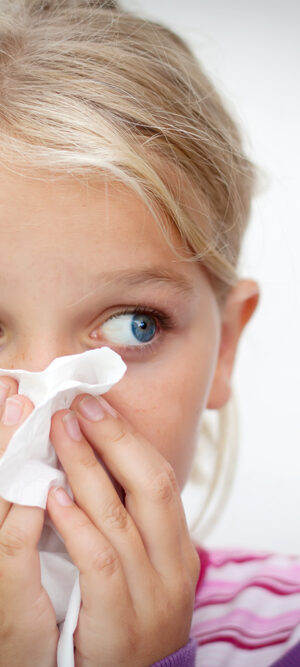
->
xmin=0 ymin=347 xmax=127 ymax=667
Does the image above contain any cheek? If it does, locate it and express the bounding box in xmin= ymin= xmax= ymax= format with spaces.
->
xmin=106 ymin=336 xmax=219 ymax=490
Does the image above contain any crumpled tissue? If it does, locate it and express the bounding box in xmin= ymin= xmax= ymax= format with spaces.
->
xmin=0 ymin=347 xmax=127 ymax=667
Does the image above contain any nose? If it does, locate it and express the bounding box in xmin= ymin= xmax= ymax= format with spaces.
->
xmin=7 ymin=338 xmax=82 ymax=373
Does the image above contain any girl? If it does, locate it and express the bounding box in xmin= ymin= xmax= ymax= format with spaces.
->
xmin=0 ymin=1 xmax=299 ymax=666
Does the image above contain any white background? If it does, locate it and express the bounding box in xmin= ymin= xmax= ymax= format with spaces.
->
xmin=121 ymin=0 xmax=300 ymax=553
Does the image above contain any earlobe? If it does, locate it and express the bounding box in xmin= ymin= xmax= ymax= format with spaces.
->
xmin=206 ymin=279 xmax=260 ymax=410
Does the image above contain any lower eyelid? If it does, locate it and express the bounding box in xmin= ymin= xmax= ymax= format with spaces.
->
xmin=115 ymin=338 xmax=162 ymax=358
xmin=92 ymin=328 xmax=164 ymax=356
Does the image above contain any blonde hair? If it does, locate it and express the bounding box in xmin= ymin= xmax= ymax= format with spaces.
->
xmin=0 ymin=0 xmax=257 ymax=539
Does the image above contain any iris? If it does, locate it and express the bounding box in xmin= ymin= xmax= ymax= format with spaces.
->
xmin=131 ymin=313 xmax=156 ymax=343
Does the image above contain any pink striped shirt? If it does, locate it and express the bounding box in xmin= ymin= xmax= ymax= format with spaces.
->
xmin=190 ymin=546 xmax=300 ymax=666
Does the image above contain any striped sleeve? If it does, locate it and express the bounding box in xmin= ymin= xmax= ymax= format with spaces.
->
xmin=190 ymin=546 xmax=300 ymax=667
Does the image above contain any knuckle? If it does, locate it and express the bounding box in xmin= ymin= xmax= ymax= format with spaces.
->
xmin=92 ymin=545 xmax=119 ymax=576
xmin=77 ymin=448 xmax=97 ymax=470
xmin=0 ymin=524 xmax=27 ymax=558
xmin=145 ymin=463 xmax=178 ymax=503
xmin=109 ymin=423 xmax=129 ymax=446
xmin=103 ymin=499 xmax=129 ymax=531
xmin=74 ymin=514 xmax=91 ymax=532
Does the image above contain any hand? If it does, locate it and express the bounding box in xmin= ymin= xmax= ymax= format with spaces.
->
xmin=46 ymin=393 xmax=200 ymax=667
xmin=0 ymin=378 xmax=59 ymax=667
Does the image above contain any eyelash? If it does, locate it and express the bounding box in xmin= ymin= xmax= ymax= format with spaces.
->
xmin=93 ymin=305 xmax=174 ymax=355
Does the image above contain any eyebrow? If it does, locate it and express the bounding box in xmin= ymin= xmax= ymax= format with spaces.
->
xmin=66 ymin=267 xmax=195 ymax=308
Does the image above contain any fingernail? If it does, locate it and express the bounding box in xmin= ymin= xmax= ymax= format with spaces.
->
xmin=2 ymin=396 xmax=24 ymax=425
xmin=77 ymin=395 xmax=105 ymax=421
xmin=98 ymin=396 xmax=118 ymax=418
xmin=51 ymin=486 xmax=73 ymax=506
xmin=62 ymin=411 xmax=82 ymax=441
xmin=0 ymin=381 xmax=10 ymax=406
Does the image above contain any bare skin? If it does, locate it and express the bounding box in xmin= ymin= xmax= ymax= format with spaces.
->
xmin=0 ymin=166 xmax=259 ymax=666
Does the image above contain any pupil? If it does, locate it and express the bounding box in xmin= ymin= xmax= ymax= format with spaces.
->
xmin=131 ymin=314 xmax=156 ymax=343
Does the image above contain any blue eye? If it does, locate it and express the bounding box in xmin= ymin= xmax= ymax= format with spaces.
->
xmin=130 ymin=313 xmax=157 ymax=342
xmin=100 ymin=311 xmax=158 ymax=347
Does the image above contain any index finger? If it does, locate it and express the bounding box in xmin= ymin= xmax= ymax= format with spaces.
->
xmin=71 ymin=394 xmax=196 ymax=582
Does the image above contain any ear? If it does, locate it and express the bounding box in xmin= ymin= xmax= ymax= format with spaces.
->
xmin=207 ymin=279 xmax=260 ymax=409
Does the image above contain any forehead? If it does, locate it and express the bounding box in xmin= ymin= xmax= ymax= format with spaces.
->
xmin=0 ymin=165 xmax=216 ymax=318
xmin=0 ymin=166 xmax=188 ymax=264
xmin=0 ymin=165 xmax=213 ymax=305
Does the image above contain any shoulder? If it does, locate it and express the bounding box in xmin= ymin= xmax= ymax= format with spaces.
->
xmin=191 ymin=545 xmax=300 ymax=666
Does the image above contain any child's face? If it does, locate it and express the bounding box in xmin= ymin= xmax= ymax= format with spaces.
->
xmin=0 ymin=166 xmax=252 ymax=490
